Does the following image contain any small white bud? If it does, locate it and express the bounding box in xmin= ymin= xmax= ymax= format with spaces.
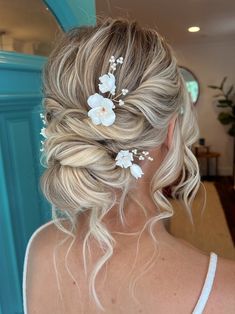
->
xmin=122 ymin=89 xmax=129 ymax=95
xmin=109 ymin=56 xmax=115 ymax=63
xmin=40 ymin=127 xmax=47 ymax=138
xmin=117 ymin=57 xmax=124 ymax=64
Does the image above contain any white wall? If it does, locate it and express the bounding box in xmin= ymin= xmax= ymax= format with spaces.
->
xmin=173 ymin=40 xmax=235 ymax=176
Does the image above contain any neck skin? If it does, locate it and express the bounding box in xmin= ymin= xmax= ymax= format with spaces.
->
xmin=102 ymin=143 xmax=170 ymax=241
xmin=80 ymin=114 xmax=178 ymax=244
xmin=106 ymin=114 xmax=178 ymax=239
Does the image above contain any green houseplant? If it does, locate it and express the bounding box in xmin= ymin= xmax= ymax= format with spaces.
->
xmin=208 ymin=77 xmax=235 ymax=187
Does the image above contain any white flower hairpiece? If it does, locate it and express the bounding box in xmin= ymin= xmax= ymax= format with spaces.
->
xmin=39 ymin=113 xmax=47 ymax=152
xmin=87 ymin=55 xmax=128 ymax=127
xmin=115 ymin=149 xmax=154 ymax=179
xmin=180 ymin=105 xmax=184 ymax=115
xmin=38 ymin=56 xmax=154 ymax=180
xmin=38 ymin=109 xmax=154 ymax=179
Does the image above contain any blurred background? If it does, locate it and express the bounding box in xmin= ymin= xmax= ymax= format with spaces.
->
xmin=0 ymin=1 xmax=234 ymax=313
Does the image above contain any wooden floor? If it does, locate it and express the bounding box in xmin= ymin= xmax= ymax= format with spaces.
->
xmin=213 ymin=176 xmax=235 ymax=245
xmin=168 ymin=176 xmax=235 ymax=260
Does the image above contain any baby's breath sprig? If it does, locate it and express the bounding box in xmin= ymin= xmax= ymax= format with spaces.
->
xmin=39 ymin=113 xmax=47 ymax=152
xmin=131 ymin=149 xmax=154 ymax=161
xmin=115 ymin=149 xmax=154 ymax=179
xmin=111 ymin=88 xmax=129 ymax=106
xmin=106 ymin=56 xmax=127 ymax=101
xmin=108 ymin=56 xmax=124 ymax=73
xmin=40 ymin=113 xmax=46 ymax=125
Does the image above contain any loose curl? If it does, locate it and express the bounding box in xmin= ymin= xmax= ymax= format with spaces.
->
xmin=40 ymin=17 xmax=205 ymax=312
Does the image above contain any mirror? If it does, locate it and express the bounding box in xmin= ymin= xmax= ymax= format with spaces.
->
xmin=0 ymin=0 xmax=63 ymax=56
xmin=179 ymin=66 xmax=200 ymax=104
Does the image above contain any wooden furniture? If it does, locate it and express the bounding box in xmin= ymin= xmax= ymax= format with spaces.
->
xmin=194 ymin=144 xmax=221 ymax=178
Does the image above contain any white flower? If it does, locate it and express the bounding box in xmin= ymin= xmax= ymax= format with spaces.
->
xmin=130 ymin=164 xmax=144 ymax=179
xmin=87 ymin=93 xmax=116 ymax=126
xmin=40 ymin=140 xmax=45 ymax=152
xmin=40 ymin=127 xmax=47 ymax=138
xmin=110 ymin=63 xmax=117 ymax=71
xmin=115 ymin=149 xmax=145 ymax=179
xmin=121 ymin=89 xmax=128 ymax=95
xmin=119 ymin=100 xmax=124 ymax=106
xmin=109 ymin=56 xmax=115 ymax=63
xmin=98 ymin=73 xmax=116 ymax=94
xmin=117 ymin=57 xmax=123 ymax=64
xmin=40 ymin=113 xmax=46 ymax=125
xmin=115 ymin=150 xmax=134 ymax=168
xmin=142 ymin=151 xmax=148 ymax=155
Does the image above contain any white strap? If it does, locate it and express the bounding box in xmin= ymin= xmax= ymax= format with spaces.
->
xmin=22 ymin=220 xmax=54 ymax=314
xmin=192 ymin=252 xmax=218 ymax=314
xmin=23 ymin=225 xmax=218 ymax=314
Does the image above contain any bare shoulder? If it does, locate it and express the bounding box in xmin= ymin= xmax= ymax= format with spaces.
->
xmin=205 ymin=254 xmax=235 ymax=314
xmin=24 ymin=219 xmax=71 ymax=314
xmin=172 ymin=237 xmax=235 ymax=313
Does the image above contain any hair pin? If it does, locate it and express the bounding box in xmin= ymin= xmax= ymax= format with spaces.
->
xmin=115 ymin=149 xmax=154 ymax=179
xmin=87 ymin=55 xmax=128 ymax=127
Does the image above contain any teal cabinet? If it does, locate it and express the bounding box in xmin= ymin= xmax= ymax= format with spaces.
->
xmin=45 ymin=0 xmax=96 ymax=31
xmin=0 ymin=1 xmax=96 ymax=313
xmin=0 ymin=52 xmax=48 ymax=314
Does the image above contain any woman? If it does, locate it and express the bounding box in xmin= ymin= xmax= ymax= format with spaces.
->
xmin=23 ymin=17 xmax=235 ymax=313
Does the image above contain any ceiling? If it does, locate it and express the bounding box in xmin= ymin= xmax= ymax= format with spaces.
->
xmin=0 ymin=0 xmax=234 ymax=56
xmin=0 ymin=0 xmax=61 ymax=43
xmin=96 ymin=0 xmax=235 ymax=45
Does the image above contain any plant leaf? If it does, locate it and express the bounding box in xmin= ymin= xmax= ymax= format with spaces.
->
xmin=218 ymin=112 xmax=235 ymax=125
xmin=217 ymin=104 xmax=230 ymax=108
xmin=226 ymin=85 xmax=234 ymax=97
xmin=208 ymin=85 xmax=220 ymax=89
xmin=228 ymin=123 xmax=235 ymax=137
xmin=220 ymin=76 xmax=227 ymax=90
xmin=218 ymin=99 xmax=233 ymax=106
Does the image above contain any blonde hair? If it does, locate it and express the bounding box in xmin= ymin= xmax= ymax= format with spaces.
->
xmin=40 ymin=17 xmax=204 ymax=312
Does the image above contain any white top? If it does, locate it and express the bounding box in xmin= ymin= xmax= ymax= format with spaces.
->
xmin=192 ymin=251 xmax=218 ymax=313
xmin=22 ymin=221 xmax=218 ymax=314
